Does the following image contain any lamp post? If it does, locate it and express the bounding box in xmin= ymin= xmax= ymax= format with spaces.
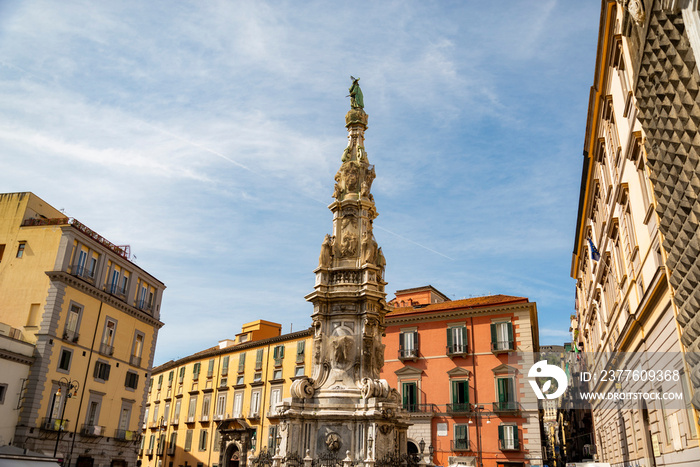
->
xmin=53 ymin=377 xmax=80 ymax=459
xmin=418 ymin=439 xmax=426 ymax=466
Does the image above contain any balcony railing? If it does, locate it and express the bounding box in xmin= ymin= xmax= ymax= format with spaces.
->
xmin=499 ymin=437 xmax=520 ymax=451
xmin=130 ymin=355 xmax=142 ymax=367
xmin=446 ymin=344 xmax=468 ymax=357
xmin=136 ymin=300 xmax=152 ymax=311
xmin=73 ymin=265 xmax=96 ymax=282
xmin=491 ymin=340 xmax=515 ymax=353
xmin=398 ymin=347 xmax=419 ymax=361
xmin=81 ymin=424 xmax=105 ymax=437
xmin=403 ymin=403 xmax=439 ymax=414
xmin=446 ymin=403 xmax=473 ymax=414
xmin=62 ymin=329 xmax=79 ymax=344
xmin=41 ymin=418 xmax=68 ymax=431
xmin=492 ymin=401 xmax=521 ymax=415
xmin=107 ymin=284 xmax=127 ymax=299
xmin=114 ymin=429 xmax=136 ymax=441
xmin=450 ymin=439 xmax=474 ymax=452
xmin=99 ymin=343 xmax=114 ymax=356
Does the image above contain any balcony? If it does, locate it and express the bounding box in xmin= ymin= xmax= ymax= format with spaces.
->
xmin=398 ymin=347 xmax=419 ymax=361
xmin=499 ymin=438 xmax=520 ymax=451
xmin=41 ymin=418 xmax=68 ymax=431
xmin=402 ymin=403 xmax=439 ymax=414
xmin=130 ymin=355 xmax=142 ymax=367
xmin=107 ymin=284 xmax=127 ymax=300
xmin=491 ymin=340 xmax=515 ymax=353
xmin=446 ymin=344 xmax=468 ymax=358
xmin=114 ymin=429 xmax=136 ymax=441
xmin=446 ymin=403 xmax=473 ymax=414
xmin=72 ymin=265 xmax=96 ymax=283
xmin=492 ymin=401 xmax=521 ymax=416
xmin=99 ymin=343 xmax=114 ymax=356
xmin=81 ymin=424 xmax=105 ymax=437
xmin=63 ymin=329 xmax=79 ymax=343
xmin=450 ymin=439 xmax=474 ymax=452
xmin=136 ymin=299 xmax=153 ymax=312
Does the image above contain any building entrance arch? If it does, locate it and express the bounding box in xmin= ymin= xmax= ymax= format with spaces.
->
xmin=225 ymin=443 xmax=241 ymax=467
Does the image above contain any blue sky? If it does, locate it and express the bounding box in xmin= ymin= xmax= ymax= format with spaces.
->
xmin=0 ymin=1 xmax=600 ymax=365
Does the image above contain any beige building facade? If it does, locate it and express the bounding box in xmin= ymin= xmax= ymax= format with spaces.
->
xmin=0 ymin=192 xmax=165 ymax=467
xmin=571 ymin=2 xmax=699 ymax=465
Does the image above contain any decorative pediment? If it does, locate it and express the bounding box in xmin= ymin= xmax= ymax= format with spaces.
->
xmin=446 ymin=367 xmax=471 ymax=378
xmin=395 ymin=366 xmax=423 ymax=377
xmin=491 ymin=364 xmax=518 ymax=375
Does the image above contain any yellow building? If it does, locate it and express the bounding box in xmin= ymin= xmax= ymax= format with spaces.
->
xmin=138 ymin=320 xmax=312 ymax=467
xmin=0 ymin=192 xmax=165 ymax=467
xmin=571 ymin=3 xmax=699 ymax=464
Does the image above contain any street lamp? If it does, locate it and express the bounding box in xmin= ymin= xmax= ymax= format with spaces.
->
xmin=53 ymin=378 xmax=79 ymax=458
xmin=418 ymin=439 xmax=425 ymax=454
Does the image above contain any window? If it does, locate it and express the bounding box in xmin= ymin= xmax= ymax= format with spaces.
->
xmin=216 ymin=393 xmax=227 ymax=419
xmin=207 ymin=359 xmax=215 ymax=378
xmin=269 ymin=387 xmax=281 ymax=415
xmin=152 ymin=404 xmax=159 ymax=423
xmin=491 ymin=321 xmax=514 ymax=352
xmin=187 ymin=396 xmax=197 ymax=422
xmin=233 ymin=392 xmax=243 ymax=417
xmin=168 ymin=370 xmax=174 ymax=387
xmin=131 ymin=332 xmax=144 ymax=367
xmin=453 ymin=424 xmax=469 ymax=450
xmin=0 ymin=384 xmax=7 ymax=404
xmin=193 ymin=362 xmax=201 ymax=380
xmin=76 ymin=249 xmax=87 ymax=276
xmin=179 ymin=367 xmax=186 ymax=384
xmin=174 ymin=399 xmax=182 ymax=421
xmin=447 ymin=325 xmax=467 ymax=355
xmin=0 ymin=244 xmax=5 ymax=262
xmin=125 ymin=371 xmax=139 ymax=390
xmin=100 ymin=318 xmax=117 ymax=355
xmin=118 ymin=402 xmax=132 ymax=433
xmin=236 ymin=375 xmax=244 ymax=385
xmin=199 ymin=429 xmax=208 ymax=451
xmin=498 ymin=425 xmax=520 ymax=450
xmin=157 ymin=374 xmax=163 ymax=390
xmin=93 ymin=361 xmax=111 ymax=381
xmin=64 ymin=304 xmax=82 ymax=342
xmin=273 ymin=345 xmax=285 ymax=366
xmin=85 ymin=394 xmax=102 ymax=427
xmin=399 ymin=331 xmax=418 ymax=359
xmin=143 ymin=407 xmax=149 ymax=427
xmin=253 ymin=372 xmax=262 ymax=382
xmin=238 ymin=353 xmax=246 ymax=373
xmin=213 ymin=429 xmax=221 ymax=452
xmin=402 ymin=382 xmax=417 ymax=412
xmin=250 ymin=391 xmax=261 ymax=417
xmin=168 ymin=432 xmax=177 ymax=455
xmin=110 ymin=269 xmax=121 ymax=295
xmin=296 ymin=341 xmax=305 ymax=363
xmin=451 ymin=380 xmax=469 ymax=412
xmin=255 ymin=349 xmax=264 ymax=370
xmin=16 ymin=243 xmax=25 ymax=258
xmin=268 ymin=425 xmax=279 ymax=452
xmin=148 ymin=434 xmax=155 ymax=454
xmin=184 ymin=429 xmax=193 ymax=452
xmin=163 ymin=402 xmax=170 ymax=425
xmin=295 ymin=366 xmax=305 ymax=377
xmin=272 ymin=369 xmax=282 ymax=380
xmin=57 ymin=348 xmax=72 ymax=372
xmin=495 ymin=377 xmax=517 ymax=411
xmin=201 ymin=394 xmax=211 ymax=421
xmin=222 ymin=356 xmax=230 ymax=376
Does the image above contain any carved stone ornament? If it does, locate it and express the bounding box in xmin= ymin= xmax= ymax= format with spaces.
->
xmin=331 ymin=335 xmax=354 ymax=368
xmin=319 ymin=234 xmax=333 ymax=268
xmin=325 ymin=432 xmax=342 ymax=452
xmin=378 ymin=424 xmax=394 ymax=435
xmin=290 ymin=377 xmax=315 ymax=399
xmin=361 ymin=231 xmax=378 ymax=265
xmin=627 ymin=0 xmax=645 ymax=25
xmin=340 ymin=218 xmax=358 ymax=257
xmin=360 ymin=378 xmax=390 ymax=399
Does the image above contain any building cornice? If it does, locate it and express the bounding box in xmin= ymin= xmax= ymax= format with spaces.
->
xmin=386 ymin=302 xmax=534 ymax=326
xmin=0 ymin=347 xmax=34 ymax=366
xmin=46 ymin=270 xmax=164 ymax=329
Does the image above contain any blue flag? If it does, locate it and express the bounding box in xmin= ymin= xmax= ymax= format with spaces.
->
xmin=587 ymin=238 xmax=601 ymax=261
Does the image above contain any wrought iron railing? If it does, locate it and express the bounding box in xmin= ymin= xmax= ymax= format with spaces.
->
xmin=41 ymin=417 xmax=68 ymax=431
xmin=398 ymin=347 xmax=419 ymax=360
xmin=99 ymin=343 xmax=114 ymax=356
xmin=492 ymin=401 xmax=521 ymax=414
xmin=81 ymin=424 xmax=105 ymax=437
xmin=114 ymin=429 xmax=136 ymax=441
xmin=130 ymin=355 xmax=142 ymax=367
xmin=445 ymin=403 xmax=473 ymax=413
xmin=446 ymin=344 xmax=468 ymax=356
xmin=451 ymin=439 xmax=474 ymax=451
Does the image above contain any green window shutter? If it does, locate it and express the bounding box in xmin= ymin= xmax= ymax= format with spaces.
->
xmin=169 ymin=371 xmax=174 ymax=382
xmin=490 ymin=323 xmax=497 ymax=345
xmin=498 ymin=378 xmax=507 ymax=403
xmin=507 ymin=322 xmax=514 ymax=346
xmin=297 ymin=341 xmax=305 ymax=354
xmin=461 ymin=327 xmax=467 ymax=351
xmin=280 ymin=346 xmax=284 ymax=358
xmin=455 ymin=424 xmax=467 ymax=441
xmin=446 ymin=328 xmax=453 ymax=351
xmin=498 ymin=425 xmax=504 ymax=444
xmin=402 ymin=383 xmax=410 ymax=408
xmin=513 ymin=426 xmax=520 ymax=449
xmin=273 ymin=346 xmax=279 ymax=359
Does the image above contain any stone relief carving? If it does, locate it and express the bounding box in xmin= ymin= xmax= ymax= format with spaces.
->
xmin=319 ymin=234 xmax=333 ymax=268
xmin=360 ymin=378 xmax=390 ymax=399
xmin=361 ymin=231 xmax=378 ymax=265
xmin=340 ymin=217 xmax=358 ymax=257
xmin=290 ymin=377 xmax=315 ymax=399
xmin=332 ymin=335 xmax=354 ymax=368
xmin=374 ymin=343 xmax=385 ymax=370
xmin=325 ymin=432 xmax=342 ymax=452
xmin=627 ymin=0 xmax=645 ymax=25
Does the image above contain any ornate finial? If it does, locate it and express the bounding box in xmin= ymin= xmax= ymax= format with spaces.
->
xmin=348 ymin=76 xmax=364 ymax=109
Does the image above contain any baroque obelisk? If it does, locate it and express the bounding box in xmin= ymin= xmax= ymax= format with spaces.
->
xmin=273 ymin=78 xmax=409 ymax=462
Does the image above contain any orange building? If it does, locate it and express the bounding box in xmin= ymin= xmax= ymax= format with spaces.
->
xmin=381 ymin=286 xmax=542 ymax=467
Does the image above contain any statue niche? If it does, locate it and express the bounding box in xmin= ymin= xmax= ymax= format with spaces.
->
xmin=339 ymin=217 xmax=358 ymax=257
xmin=319 ymin=234 xmax=333 ymax=268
